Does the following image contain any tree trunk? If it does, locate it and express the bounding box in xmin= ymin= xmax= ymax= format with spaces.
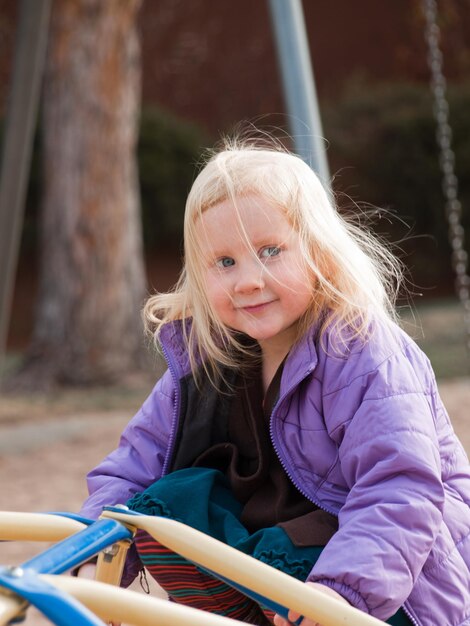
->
xmin=23 ymin=0 xmax=146 ymax=387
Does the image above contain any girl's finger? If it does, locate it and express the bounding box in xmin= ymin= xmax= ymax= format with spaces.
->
xmin=273 ymin=614 xmax=291 ymax=626
xmin=288 ymin=609 xmax=301 ymax=622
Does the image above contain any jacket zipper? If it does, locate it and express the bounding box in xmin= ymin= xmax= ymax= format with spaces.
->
xmin=160 ymin=341 xmax=181 ymax=477
xmin=269 ymin=372 xmax=421 ymax=626
xmin=402 ymin=604 xmax=420 ymax=626
xmin=160 ymin=342 xmax=421 ymax=626
xmin=269 ymin=369 xmax=338 ymax=517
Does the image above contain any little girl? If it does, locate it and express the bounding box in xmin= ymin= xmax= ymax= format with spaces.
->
xmin=79 ymin=137 xmax=470 ymax=626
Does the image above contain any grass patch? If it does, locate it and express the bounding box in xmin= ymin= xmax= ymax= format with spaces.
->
xmin=0 ymin=353 xmax=165 ymax=423
xmin=400 ymin=298 xmax=469 ymax=379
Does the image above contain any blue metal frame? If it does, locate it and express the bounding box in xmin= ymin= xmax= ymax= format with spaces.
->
xmin=45 ymin=512 xmax=95 ymax=526
xmin=0 ymin=566 xmax=105 ymax=626
xmin=0 ymin=516 xmax=133 ymax=625
xmin=21 ymin=518 xmax=133 ymax=575
xmin=1 ymin=508 xmax=303 ymax=625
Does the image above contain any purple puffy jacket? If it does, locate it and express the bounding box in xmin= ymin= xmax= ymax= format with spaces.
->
xmin=81 ymin=317 xmax=470 ymax=625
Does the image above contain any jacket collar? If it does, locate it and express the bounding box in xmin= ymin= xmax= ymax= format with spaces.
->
xmin=159 ymin=318 xmax=320 ymax=388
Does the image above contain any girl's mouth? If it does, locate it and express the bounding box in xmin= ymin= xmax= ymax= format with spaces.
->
xmin=240 ymin=300 xmax=274 ymax=313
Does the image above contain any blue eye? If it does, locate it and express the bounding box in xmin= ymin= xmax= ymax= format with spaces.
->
xmin=216 ymin=257 xmax=235 ymax=268
xmin=260 ymin=246 xmax=281 ymax=259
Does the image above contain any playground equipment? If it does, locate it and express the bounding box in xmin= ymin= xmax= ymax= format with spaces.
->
xmin=0 ymin=2 xmax=467 ymax=624
xmin=0 ymin=507 xmax=386 ymax=626
xmin=422 ymin=0 xmax=470 ymax=359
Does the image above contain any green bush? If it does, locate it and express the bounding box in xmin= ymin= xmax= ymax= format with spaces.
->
xmin=323 ymin=80 xmax=470 ymax=293
xmin=138 ymin=107 xmax=209 ymax=250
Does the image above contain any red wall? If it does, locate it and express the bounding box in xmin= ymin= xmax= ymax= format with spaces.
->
xmin=137 ymin=0 xmax=470 ymax=133
xmin=1 ymin=0 xmax=469 ymax=133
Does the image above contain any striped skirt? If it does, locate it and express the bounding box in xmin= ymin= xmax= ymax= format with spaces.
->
xmin=134 ymin=530 xmax=275 ymax=624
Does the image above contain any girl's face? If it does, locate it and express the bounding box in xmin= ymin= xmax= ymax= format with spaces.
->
xmin=196 ymin=194 xmax=313 ymax=358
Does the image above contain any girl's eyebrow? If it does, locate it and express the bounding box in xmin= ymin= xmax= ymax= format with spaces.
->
xmin=206 ymin=246 xmax=230 ymax=259
xmin=210 ymin=236 xmax=285 ymax=256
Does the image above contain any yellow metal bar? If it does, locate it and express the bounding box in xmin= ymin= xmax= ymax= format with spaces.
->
xmin=0 ymin=591 xmax=28 ymax=626
xmin=0 ymin=511 xmax=85 ymax=542
xmin=43 ymin=575 xmax=244 ymax=626
xmin=95 ymin=538 xmax=132 ymax=586
xmin=102 ymin=510 xmax=385 ymax=626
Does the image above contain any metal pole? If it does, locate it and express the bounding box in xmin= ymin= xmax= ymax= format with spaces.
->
xmin=0 ymin=0 xmax=51 ymax=370
xmin=268 ymin=0 xmax=330 ymax=187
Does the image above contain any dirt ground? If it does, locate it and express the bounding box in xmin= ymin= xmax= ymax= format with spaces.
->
xmin=0 ymin=376 xmax=469 ymax=625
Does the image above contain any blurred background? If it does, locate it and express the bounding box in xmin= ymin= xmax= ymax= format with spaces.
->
xmin=0 ymin=5 xmax=469 ymax=623
xmin=0 ymin=0 xmax=470 ymax=388
xmin=1 ymin=0 xmax=470 ymax=386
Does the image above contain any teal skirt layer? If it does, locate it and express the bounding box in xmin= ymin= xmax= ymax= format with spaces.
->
xmin=127 ymin=467 xmax=412 ymax=625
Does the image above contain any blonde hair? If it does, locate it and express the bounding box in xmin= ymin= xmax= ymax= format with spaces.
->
xmin=144 ymin=135 xmax=403 ymax=381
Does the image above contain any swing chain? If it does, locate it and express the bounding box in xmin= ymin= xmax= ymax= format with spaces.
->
xmin=422 ymin=0 xmax=470 ymax=356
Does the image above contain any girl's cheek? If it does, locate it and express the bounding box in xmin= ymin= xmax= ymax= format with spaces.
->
xmin=206 ymin=282 xmax=230 ymax=309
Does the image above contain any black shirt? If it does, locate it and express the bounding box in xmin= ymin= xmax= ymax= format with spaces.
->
xmin=193 ymin=362 xmax=337 ymax=546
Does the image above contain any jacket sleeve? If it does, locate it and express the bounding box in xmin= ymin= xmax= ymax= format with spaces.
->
xmin=307 ymin=347 xmax=445 ymax=620
xmin=80 ymin=370 xmax=176 ymax=518
xmin=78 ymin=370 xmax=176 ymax=586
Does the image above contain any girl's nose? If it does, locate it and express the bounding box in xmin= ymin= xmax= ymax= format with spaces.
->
xmin=233 ymin=265 xmax=265 ymax=294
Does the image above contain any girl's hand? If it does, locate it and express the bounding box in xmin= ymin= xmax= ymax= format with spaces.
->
xmin=273 ymin=582 xmax=349 ymax=626
xmin=75 ymin=562 xmax=97 ymax=579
